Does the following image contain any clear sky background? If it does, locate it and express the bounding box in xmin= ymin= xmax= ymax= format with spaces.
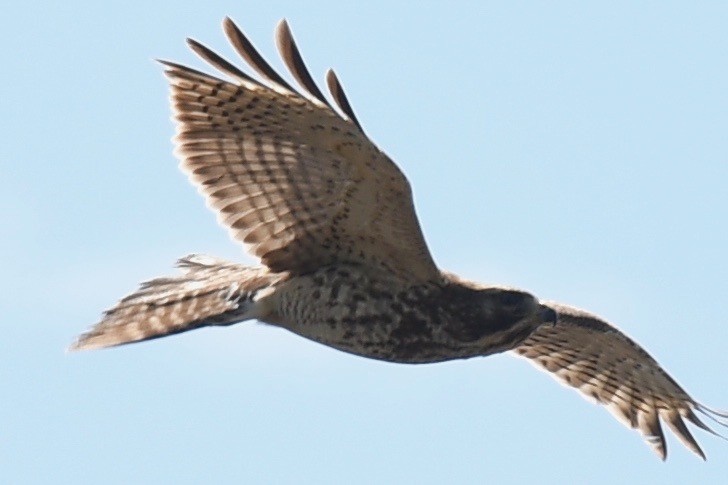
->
xmin=3 ymin=1 xmax=727 ymax=483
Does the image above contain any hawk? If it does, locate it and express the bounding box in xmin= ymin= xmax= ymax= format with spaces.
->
xmin=70 ymin=18 xmax=727 ymax=460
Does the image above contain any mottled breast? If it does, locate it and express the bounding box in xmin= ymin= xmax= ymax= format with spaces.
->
xmin=264 ymin=265 xmax=543 ymax=363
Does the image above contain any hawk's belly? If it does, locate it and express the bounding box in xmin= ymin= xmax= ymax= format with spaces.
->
xmin=262 ymin=266 xmax=538 ymax=364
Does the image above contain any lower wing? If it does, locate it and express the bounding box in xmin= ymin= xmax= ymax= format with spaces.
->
xmin=512 ymin=302 xmax=727 ymax=460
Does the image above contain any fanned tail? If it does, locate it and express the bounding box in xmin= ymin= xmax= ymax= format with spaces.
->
xmin=69 ymin=255 xmax=278 ymax=351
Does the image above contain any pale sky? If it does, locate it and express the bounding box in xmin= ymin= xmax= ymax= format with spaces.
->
xmin=3 ymin=1 xmax=727 ymax=483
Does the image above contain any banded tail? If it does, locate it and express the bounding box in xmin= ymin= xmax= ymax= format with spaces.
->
xmin=69 ymin=255 xmax=279 ymax=351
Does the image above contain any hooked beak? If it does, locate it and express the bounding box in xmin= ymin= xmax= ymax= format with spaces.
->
xmin=539 ymin=305 xmax=558 ymax=326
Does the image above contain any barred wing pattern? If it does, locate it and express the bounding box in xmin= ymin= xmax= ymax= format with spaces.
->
xmin=513 ymin=302 xmax=727 ymax=460
xmin=162 ymin=18 xmax=439 ymax=282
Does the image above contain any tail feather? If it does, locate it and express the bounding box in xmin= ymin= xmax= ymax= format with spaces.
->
xmin=69 ymin=255 xmax=278 ymax=351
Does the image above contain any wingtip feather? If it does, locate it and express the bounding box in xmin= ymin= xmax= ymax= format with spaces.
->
xmin=325 ymin=68 xmax=364 ymax=132
xmin=223 ymin=16 xmax=296 ymax=93
xmin=274 ymin=19 xmax=332 ymax=108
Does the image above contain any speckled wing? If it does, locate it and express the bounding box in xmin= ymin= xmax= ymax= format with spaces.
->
xmin=160 ymin=18 xmax=439 ymax=282
xmin=512 ymin=302 xmax=727 ymax=460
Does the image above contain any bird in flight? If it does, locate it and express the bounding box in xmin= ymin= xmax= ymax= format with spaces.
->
xmin=70 ymin=18 xmax=726 ymax=460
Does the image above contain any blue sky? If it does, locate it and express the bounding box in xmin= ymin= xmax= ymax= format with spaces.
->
xmin=3 ymin=1 xmax=727 ymax=483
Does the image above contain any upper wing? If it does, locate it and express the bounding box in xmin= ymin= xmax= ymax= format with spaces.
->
xmin=160 ymin=18 xmax=439 ymax=282
xmin=512 ymin=302 xmax=727 ymax=460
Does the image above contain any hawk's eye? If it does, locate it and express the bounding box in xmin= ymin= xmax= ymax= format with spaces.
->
xmin=497 ymin=290 xmax=530 ymax=308
xmin=498 ymin=291 xmax=521 ymax=306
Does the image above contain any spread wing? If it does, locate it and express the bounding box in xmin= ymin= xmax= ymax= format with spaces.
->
xmin=160 ymin=18 xmax=439 ymax=282
xmin=512 ymin=302 xmax=727 ymax=460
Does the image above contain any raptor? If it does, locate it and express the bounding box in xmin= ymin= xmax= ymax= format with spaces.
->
xmin=71 ymin=18 xmax=727 ymax=459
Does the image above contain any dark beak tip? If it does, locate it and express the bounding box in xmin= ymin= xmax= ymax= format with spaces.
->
xmin=540 ymin=306 xmax=558 ymax=325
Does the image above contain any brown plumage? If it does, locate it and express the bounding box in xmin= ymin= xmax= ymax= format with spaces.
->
xmin=70 ymin=18 xmax=727 ymax=460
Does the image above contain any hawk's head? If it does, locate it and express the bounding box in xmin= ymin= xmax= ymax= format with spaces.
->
xmin=442 ymin=281 xmax=556 ymax=350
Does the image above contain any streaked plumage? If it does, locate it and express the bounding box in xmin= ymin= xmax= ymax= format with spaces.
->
xmin=70 ymin=18 xmax=727 ymax=459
